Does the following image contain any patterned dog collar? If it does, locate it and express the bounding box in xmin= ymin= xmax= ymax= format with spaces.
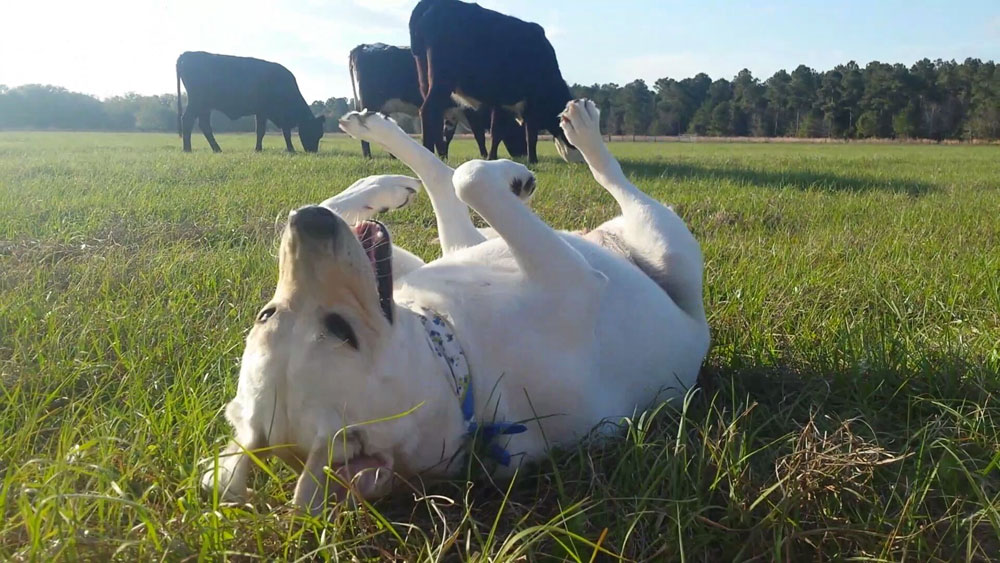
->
xmin=417 ymin=308 xmax=526 ymax=466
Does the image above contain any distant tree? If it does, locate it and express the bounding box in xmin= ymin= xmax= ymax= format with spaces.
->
xmin=840 ymin=61 xmax=865 ymax=136
xmin=893 ymin=100 xmax=922 ymax=138
xmin=788 ymin=65 xmax=818 ymax=135
xmin=967 ymin=59 xmax=999 ymax=139
xmin=731 ymin=69 xmax=765 ymax=136
xmin=859 ymin=61 xmax=903 ymax=137
xmin=816 ymin=68 xmax=846 ymax=137
xmin=763 ymin=70 xmax=792 ymax=136
xmin=709 ymin=100 xmax=732 ymax=135
xmin=615 ymin=79 xmax=655 ymax=135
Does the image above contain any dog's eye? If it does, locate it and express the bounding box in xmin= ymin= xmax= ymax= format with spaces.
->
xmin=257 ymin=307 xmax=276 ymax=323
xmin=324 ymin=313 xmax=359 ymax=349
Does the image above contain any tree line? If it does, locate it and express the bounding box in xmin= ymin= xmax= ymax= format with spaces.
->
xmin=573 ymin=58 xmax=999 ymax=140
xmin=1 ymin=58 xmax=997 ymax=140
xmin=0 ymin=85 xmax=357 ymax=134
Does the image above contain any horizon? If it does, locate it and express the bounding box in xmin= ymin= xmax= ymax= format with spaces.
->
xmin=3 ymin=1 xmax=999 ymax=102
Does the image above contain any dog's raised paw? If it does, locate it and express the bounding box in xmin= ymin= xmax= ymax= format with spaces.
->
xmin=508 ymin=175 xmax=536 ymax=201
xmin=321 ymin=174 xmax=422 ymax=217
xmin=559 ymin=99 xmax=603 ymax=154
xmin=454 ymin=160 xmax=535 ymax=208
xmin=338 ymin=111 xmax=403 ymax=144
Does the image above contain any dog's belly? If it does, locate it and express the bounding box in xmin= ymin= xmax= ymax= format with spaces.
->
xmin=395 ymin=234 xmax=709 ymax=454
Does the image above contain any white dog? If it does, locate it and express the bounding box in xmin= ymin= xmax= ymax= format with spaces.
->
xmin=201 ymin=100 xmax=710 ymax=514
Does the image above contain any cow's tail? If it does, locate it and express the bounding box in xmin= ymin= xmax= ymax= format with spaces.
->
xmin=176 ymin=60 xmax=182 ymax=137
xmin=349 ymin=51 xmax=361 ymax=112
xmin=409 ymin=2 xmax=430 ymax=99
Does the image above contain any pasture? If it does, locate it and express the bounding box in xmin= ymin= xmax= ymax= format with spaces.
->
xmin=1 ymin=131 xmax=998 ymax=560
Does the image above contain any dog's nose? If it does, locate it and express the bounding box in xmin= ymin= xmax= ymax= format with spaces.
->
xmin=289 ymin=205 xmax=338 ymax=239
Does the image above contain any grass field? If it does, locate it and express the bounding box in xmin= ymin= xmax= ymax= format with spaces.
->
xmin=1 ymin=131 xmax=999 ymax=561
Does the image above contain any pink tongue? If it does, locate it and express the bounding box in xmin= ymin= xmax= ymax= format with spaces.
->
xmin=354 ymin=222 xmax=380 ymax=270
xmin=331 ymin=455 xmax=389 ymax=501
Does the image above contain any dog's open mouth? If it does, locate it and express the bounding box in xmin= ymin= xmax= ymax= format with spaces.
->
xmin=328 ymin=439 xmax=390 ymax=499
xmin=353 ymin=220 xmax=394 ymax=322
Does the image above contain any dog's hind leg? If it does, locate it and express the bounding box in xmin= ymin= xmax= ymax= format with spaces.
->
xmin=453 ymin=159 xmax=603 ymax=289
xmin=559 ymin=99 xmax=705 ymax=320
xmin=339 ymin=111 xmax=486 ymax=255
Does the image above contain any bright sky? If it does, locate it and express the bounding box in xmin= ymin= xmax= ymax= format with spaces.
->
xmin=3 ymin=0 xmax=999 ymax=102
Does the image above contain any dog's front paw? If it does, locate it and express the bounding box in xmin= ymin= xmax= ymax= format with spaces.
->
xmin=559 ymin=99 xmax=604 ymax=155
xmin=454 ymin=160 xmax=535 ymax=208
xmin=339 ymin=110 xmax=405 ymax=144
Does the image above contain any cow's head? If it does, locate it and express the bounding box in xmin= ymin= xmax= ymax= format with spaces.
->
xmin=299 ymin=115 xmax=326 ymax=152
xmin=552 ymin=127 xmax=584 ymax=163
xmin=543 ymin=94 xmax=584 ymax=163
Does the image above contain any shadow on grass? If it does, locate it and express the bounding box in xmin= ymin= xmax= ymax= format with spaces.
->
xmin=618 ymin=158 xmax=939 ymax=195
xmin=360 ymin=351 xmax=999 ymax=561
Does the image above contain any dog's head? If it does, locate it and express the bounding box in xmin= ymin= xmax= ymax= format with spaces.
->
xmin=243 ymin=205 xmax=396 ymax=496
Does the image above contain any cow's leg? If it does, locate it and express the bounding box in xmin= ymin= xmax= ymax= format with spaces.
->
xmin=526 ymin=121 xmax=540 ymax=164
xmin=420 ymin=88 xmax=451 ymax=158
xmin=339 ymin=111 xmax=486 ymax=254
xmin=560 ymin=99 xmax=704 ymax=319
xmin=198 ymin=111 xmax=222 ymax=153
xmin=255 ymin=114 xmax=267 ymax=152
xmin=181 ymin=106 xmax=198 ymax=152
xmin=442 ymin=119 xmax=458 ymax=156
xmin=361 ymin=140 xmax=372 ymax=158
xmin=418 ymin=50 xmax=455 ymax=158
xmin=282 ymin=127 xmax=295 ymax=152
xmin=464 ymin=108 xmax=488 ymax=158
xmin=488 ymin=108 xmax=503 ymax=160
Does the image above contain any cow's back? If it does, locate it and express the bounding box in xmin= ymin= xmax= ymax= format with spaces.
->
xmin=177 ymin=51 xmax=300 ymax=122
xmin=350 ymin=44 xmax=423 ymax=111
xmin=409 ymin=0 xmax=565 ymax=105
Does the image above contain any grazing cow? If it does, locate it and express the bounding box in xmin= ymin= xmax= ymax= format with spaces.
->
xmin=176 ymin=51 xmax=325 ymax=153
xmin=348 ymin=43 xmax=524 ymax=159
xmin=409 ymin=0 xmax=582 ymax=163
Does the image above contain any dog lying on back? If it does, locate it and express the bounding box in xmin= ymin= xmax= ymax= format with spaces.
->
xmin=201 ymin=100 xmax=709 ymax=514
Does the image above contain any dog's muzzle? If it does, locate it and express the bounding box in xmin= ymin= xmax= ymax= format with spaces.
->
xmin=289 ymin=205 xmax=339 ymax=239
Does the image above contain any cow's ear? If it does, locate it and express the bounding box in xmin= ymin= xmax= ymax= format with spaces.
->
xmin=317 ymin=115 xmax=326 ymax=124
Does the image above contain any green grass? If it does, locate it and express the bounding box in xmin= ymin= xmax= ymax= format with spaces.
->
xmin=1 ymin=131 xmax=999 ymax=561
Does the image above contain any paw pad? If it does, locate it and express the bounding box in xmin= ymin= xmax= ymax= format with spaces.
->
xmin=509 ymin=175 xmax=536 ymax=198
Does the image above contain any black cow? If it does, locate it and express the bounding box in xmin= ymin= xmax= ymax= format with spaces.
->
xmin=409 ymin=0 xmax=581 ymax=163
xmin=176 ymin=51 xmax=325 ymax=153
xmin=348 ymin=43 xmax=524 ymax=159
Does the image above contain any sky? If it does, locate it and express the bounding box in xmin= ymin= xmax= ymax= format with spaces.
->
xmin=2 ymin=0 xmax=999 ymax=102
